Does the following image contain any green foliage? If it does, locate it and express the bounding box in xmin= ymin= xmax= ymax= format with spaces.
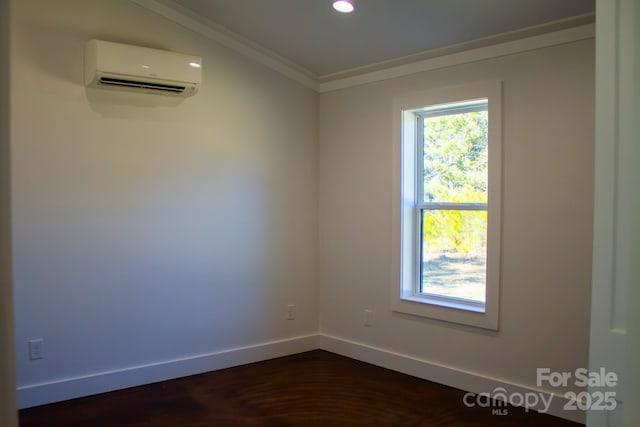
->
xmin=421 ymin=110 xmax=488 ymax=254
xmin=422 ymin=210 xmax=486 ymax=254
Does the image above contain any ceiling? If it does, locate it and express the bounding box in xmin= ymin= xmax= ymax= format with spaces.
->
xmin=160 ymin=0 xmax=595 ymax=79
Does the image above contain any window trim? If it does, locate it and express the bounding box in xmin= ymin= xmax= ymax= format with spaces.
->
xmin=391 ymin=80 xmax=502 ymax=330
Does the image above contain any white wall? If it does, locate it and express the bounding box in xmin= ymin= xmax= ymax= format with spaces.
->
xmin=1 ymin=0 xmax=18 ymax=424
xmin=318 ymin=39 xmax=594 ymax=403
xmin=10 ymin=0 xmax=599 ymax=418
xmin=11 ymin=0 xmax=318 ymax=407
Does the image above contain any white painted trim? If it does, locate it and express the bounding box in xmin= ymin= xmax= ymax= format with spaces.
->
xmin=318 ymin=334 xmax=585 ymax=424
xmin=0 ymin=0 xmax=17 ymax=424
xmin=319 ymin=24 xmax=594 ymax=92
xmin=588 ymin=0 xmax=634 ymax=425
xmin=128 ymin=0 xmax=319 ymax=91
xmin=17 ymin=334 xmax=318 ymax=409
xmin=392 ymin=80 xmax=502 ymax=331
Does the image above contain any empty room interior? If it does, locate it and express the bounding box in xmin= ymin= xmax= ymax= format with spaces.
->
xmin=1 ymin=0 xmax=638 ymax=426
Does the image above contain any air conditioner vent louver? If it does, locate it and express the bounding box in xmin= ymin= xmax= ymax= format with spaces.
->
xmin=98 ymin=77 xmax=186 ymax=93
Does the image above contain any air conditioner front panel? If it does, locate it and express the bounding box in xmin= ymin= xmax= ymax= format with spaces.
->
xmin=85 ymin=40 xmax=201 ymax=97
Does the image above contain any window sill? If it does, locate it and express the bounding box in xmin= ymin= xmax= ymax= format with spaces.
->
xmin=400 ymin=294 xmax=485 ymax=313
xmin=392 ymin=293 xmax=498 ymax=331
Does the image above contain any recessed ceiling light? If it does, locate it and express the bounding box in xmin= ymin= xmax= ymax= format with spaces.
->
xmin=333 ymin=0 xmax=354 ymax=13
xmin=188 ymin=62 xmax=201 ymax=68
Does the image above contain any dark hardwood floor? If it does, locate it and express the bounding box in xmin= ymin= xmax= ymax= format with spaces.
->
xmin=19 ymin=350 xmax=582 ymax=427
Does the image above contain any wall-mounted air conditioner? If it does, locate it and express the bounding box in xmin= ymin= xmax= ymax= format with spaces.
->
xmin=84 ymin=39 xmax=201 ymax=97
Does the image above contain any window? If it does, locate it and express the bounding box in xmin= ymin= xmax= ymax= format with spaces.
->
xmin=392 ymin=81 xmax=502 ymax=330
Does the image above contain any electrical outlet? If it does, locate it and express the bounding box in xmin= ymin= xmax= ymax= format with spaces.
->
xmin=364 ymin=309 xmax=373 ymax=326
xmin=29 ymin=339 xmax=44 ymax=360
xmin=287 ymin=304 xmax=296 ymax=320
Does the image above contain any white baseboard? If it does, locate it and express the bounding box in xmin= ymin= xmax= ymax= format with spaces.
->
xmin=17 ymin=334 xmax=318 ymax=409
xmin=318 ymin=334 xmax=585 ymax=424
xmin=17 ymin=333 xmax=585 ymax=424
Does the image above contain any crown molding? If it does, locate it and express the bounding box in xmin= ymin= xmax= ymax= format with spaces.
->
xmin=318 ymin=13 xmax=594 ymax=82
xmin=318 ymin=22 xmax=595 ymax=93
xmin=129 ymin=0 xmax=594 ymax=94
xmin=128 ymin=0 xmax=320 ymax=91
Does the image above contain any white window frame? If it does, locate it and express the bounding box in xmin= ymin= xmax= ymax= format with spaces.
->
xmin=391 ymin=80 xmax=502 ymax=330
